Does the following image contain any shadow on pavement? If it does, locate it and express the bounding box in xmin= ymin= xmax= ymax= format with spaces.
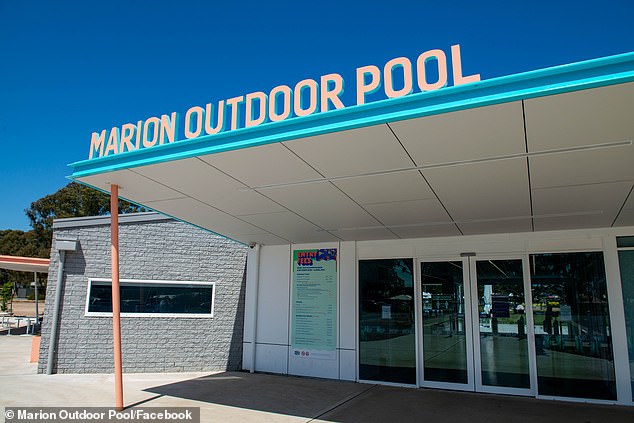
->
xmin=144 ymin=371 xmax=634 ymax=423
xmin=144 ymin=371 xmax=371 ymax=419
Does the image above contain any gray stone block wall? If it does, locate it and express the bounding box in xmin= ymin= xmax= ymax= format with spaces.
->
xmin=38 ymin=215 xmax=247 ymax=374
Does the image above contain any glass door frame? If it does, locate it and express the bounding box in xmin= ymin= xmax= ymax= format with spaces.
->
xmin=468 ymin=254 xmax=538 ymax=397
xmin=415 ymin=256 xmax=476 ymax=392
xmin=415 ymin=254 xmax=538 ymax=396
xmin=613 ymin=241 xmax=634 ymax=405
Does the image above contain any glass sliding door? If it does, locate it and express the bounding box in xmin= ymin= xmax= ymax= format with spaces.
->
xmin=530 ymin=252 xmax=617 ymax=400
xmin=359 ymin=259 xmax=416 ymax=384
xmin=414 ymin=249 xmax=619 ymax=400
xmin=617 ymin=236 xmax=634 ymax=401
xmin=473 ymin=259 xmax=532 ymax=392
xmin=420 ymin=260 xmax=471 ymax=386
xmin=419 ymin=257 xmax=532 ymax=393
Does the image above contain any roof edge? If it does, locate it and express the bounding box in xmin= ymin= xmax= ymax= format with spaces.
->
xmin=52 ymin=212 xmax=172 ymax=229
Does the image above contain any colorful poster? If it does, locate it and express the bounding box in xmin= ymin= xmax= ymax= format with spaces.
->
xmin=290 ymin=248 xmax=337 ymax=360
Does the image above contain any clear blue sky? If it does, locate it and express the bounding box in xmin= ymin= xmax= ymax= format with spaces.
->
xmin=1 ymin=0 xmax=633 ymax=231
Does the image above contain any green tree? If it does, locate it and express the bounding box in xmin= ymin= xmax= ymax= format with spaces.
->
xmin=0 ymin=282 xmax=13 ymax=312
xmin=0 ymin=229 xmax=49 ymax=257
xmin=0 ymin=230 xmax=49 ymax=290
xmin=0 ymin=183 xmax=144 ymax=292
xmin=25 ymin=182 xmax=144 ymax=251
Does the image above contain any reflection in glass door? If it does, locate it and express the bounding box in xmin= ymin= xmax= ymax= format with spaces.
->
xmin=419 ymin=257 xmax=534 ymax=394
xmin=473 ymin=259 xmax=531 ymax=392
xmin=420 ymin=261 xmax=471 ymax=386
xmin=418 ymin=252 xmax=619 ymax=399
xmin=530 ymin=252 xmax=616 ymax=400
xmin=359 ymin=259 xmax=416 ymax=385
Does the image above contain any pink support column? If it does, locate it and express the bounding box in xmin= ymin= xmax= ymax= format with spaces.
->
xmin=111 ymin=184 xmax=124 ymax=410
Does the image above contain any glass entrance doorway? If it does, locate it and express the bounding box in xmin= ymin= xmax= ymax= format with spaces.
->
xmin=359 ymin=251 xmax=617 ymax=399
xmin=418 ymin=257 xmax=535 ymax=395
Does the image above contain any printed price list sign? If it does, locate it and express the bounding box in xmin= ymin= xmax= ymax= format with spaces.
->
xmin=291 ymin=249 xmax=337 ymax=360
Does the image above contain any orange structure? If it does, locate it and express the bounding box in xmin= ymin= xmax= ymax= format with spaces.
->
xmin=110 ymin=184 xmax=124 ymax=410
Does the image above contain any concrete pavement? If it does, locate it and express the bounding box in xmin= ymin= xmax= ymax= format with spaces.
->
xmin=1 ymin=336 xmax=633 ymax=422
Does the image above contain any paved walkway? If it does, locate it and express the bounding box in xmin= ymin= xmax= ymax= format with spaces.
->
xmin=1 ymin=336 xmax=633 ymax=422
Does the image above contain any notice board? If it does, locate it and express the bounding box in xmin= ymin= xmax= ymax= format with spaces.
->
xmin=290 ymin=248 xmax=337 ymax=360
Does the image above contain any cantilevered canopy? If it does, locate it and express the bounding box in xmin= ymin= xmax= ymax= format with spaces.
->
xmin=70 ymin=53 xmax=634 ymax=245
xmin=0 ymin=255 xmax=50 ymax=273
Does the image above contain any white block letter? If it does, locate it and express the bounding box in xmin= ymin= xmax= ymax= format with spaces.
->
xmin=451 ymin=44 xmax=480 ymax=86
xmin=185 ymin=106 xmax=204 ymax=139
xmin=416 ymin=49 xmax=448 ymax=92
xmin=356 ymin=65 xmax=381 ymax=105
xmin=245 ymin=92 xmax=268 ymax=127
xmin=269 ymin=85 xmax=292 ymax=122
xmin=320 ymin=73 xmax=345 ymax=111
xmin=384 ymin=57 xmax=413 ymax=98
xmin=88 ymin=130 xmax=106 ymax=159
xmin=294 ymin=79 xmax=318 ymax=117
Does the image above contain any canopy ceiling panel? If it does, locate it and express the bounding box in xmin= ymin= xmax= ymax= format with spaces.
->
xmin=524 ymin=82 xmax=634 ymax=232
xmin=260 ymin=182 xmax=382 ymax=231
xmin=524 ymin=82 xmax=634 ymax=151
xmin=332 ymin=171 xmax=436 ymax=204
xmin=80 ymin=170 xmax=183 ymax=203
xmin=237 ymin=211 xmax=339 ymax=244
xmin=615 ymin=191 xmax=634 ymax=226
xmin=329 ymin=170 xmax=458 ymax=238
xmin=363 ymin=199 xmax=453 ymax=227
xmin=529 ymin=146 xmax=634 ymax=189
xmin=133 ymin=158 xmax=286 ymax=215
xmin=142 ymin=197 xmax=270 ymax=238
xmin=421 ymin=158 xmax=531 ymax=221
xmin=200 ymin=143 xmax=321 ymax=187
xmin=282 ymin=124 xmax=413 ymax=178
xmin=389 ymin=102 xmax=526 ymax=166
xmin=212 ymin=190 xmax=287 ymax=217
xmin=532 ymin=181 xmax=632 ymax=231
xmin=133 ymin=157 xmax=242 ymax=200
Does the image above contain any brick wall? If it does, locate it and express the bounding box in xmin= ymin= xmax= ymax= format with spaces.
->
xmin=38 ymin=215 xmax=247 ymax=374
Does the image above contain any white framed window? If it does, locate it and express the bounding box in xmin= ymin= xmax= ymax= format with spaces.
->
xmin=85 ymin=278 xmax=215 ymax=318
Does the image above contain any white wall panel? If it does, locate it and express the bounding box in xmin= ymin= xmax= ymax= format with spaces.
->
xmin=255 ymin=344 xmax=289 ymax=374
xmin=339 ymin=349 xmax=357 ymax=381
xmin=339 ymin=241 xmax=357 ymax=350
xmin=288 ymin=353 xmax=340 ymax=379
xmin=242 ymin=342 xmax=252 ymax=371
xmin=243 ymin=247 xmax=258 ymax=346
xmin=256 ymin=245 xmax=291 ymax=345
